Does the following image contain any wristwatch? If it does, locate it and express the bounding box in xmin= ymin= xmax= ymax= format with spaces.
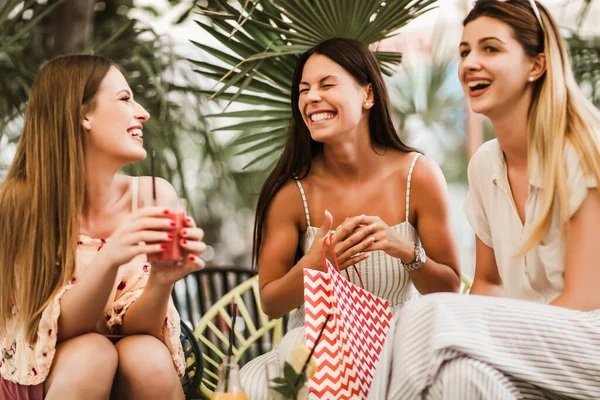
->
xmin=403 ymin=242 xmax=426 ymax=272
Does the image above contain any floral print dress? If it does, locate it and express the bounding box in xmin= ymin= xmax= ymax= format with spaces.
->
xmin=0 ymin=177 xmax=185 ymax=386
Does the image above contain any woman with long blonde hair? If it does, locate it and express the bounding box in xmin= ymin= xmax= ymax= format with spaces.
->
xmin=368 ymin=1 xmax=600 ymax=398
xmin=0 ymin=55 xmax=206 ymax=399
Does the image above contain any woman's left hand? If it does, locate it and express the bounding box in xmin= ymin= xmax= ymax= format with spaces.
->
xmin=149 ymin=215 xmax=207 ymax=285
xmin=359 ymin=216 xmax=414 ymax=262
xmin=179 ymin=216 xmax=207 ymax=265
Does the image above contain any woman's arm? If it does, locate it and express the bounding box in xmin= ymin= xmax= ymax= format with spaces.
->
xmin=119 ymin=276 xmax=174 ymax=337
xmin=551 ymin=188 xmax=600 ymax=310
xmin=258 ymin=181 xmax=324 ymax=319
xmin=120 ymin=177 xmax=206 ymax=336
xmin=469 ymin=236 xmax=505 ymax=297
xmin=388 ymin=156 xmax=462 ymax=294
xmin=362 ymin=157 xmax=461 ymax=293
xmin=120 ymin=221 xmax=206 ymax=335
xmin=258 ymin=181 xmax=372 ymax=319
xmin=58 ymin=206 xmax=172 ymax=342
xmin=57 ymin=257 xmax=119 ymax=342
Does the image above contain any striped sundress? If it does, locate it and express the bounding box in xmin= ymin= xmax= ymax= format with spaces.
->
xmin=240 ymin=154 xmax=423 ymax=399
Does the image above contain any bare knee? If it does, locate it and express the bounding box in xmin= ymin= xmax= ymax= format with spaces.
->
xmin=46 ymin=333 xmax=118 ymax=399
xmin=114 ymin=335 xmax=182 ymax=400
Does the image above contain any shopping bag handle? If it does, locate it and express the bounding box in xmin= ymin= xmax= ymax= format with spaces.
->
xmin=321 ymin=234 xmax=365 ymax=289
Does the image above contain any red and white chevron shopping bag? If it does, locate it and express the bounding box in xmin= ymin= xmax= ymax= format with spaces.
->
xmin=304 ymin=235 xmax=393 ymax=399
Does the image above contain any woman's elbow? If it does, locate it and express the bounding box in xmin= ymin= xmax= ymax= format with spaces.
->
xmin=423 ymin=266 xmax=461 ymax=294
xmin=260 ymin=298 xmax=286 ymax=319
xmin=447 ymin=267 xmax=462 ymax=293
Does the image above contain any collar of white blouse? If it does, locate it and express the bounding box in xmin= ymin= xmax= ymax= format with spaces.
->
xmin=489 ymin=143 xmax=545 ymax=190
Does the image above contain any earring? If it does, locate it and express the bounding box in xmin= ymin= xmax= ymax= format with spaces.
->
xmin=365 ymin=101 xmax=372 ymax=108
xmin=529 ymin=76 xmax=534 ymax=82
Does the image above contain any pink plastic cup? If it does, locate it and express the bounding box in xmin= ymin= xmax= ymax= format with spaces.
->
xmin=142 ymin=198 xmax=187 ymax=264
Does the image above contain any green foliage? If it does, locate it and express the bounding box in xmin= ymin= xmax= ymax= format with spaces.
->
xmin=387 ymin=28 xmax=467 ymax=182
xmin=0 ymin=0 xmax=64 ymax=154
xmin=192 ymin=0 xmax=438 ymax=172
xmin=0 ymin=0 xmax=238 ymax=248
xmin=568 ymin=34 xmax=600 ymax=108
xmin=269 ymin=361 xmax=307 ymax=399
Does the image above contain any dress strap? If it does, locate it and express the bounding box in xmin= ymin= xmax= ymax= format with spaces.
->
xmin=131 ymin=176 xmax=139 ymax=212
xmin=405 ymin=153 xmax=421 ymax=222
xmin=294 ymin=179 xmax=312 ymax=227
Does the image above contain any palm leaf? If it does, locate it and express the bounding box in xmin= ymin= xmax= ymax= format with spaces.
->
xmin=192 ymin=0 xmax=438 ymax=171
xmin=387 ymin=26 xmax=466 ymax=181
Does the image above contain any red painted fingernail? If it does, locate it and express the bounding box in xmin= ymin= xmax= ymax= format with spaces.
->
xmin=182 ymin=239 xmax=187 ymax=244
xmin=170 ymin=222 xmax=176 ymax=227
xmin=161 ymin=244 xmax=168 ymax=249
xmin=163 ymin=209 xmax=169 ymax=215
xmin=167 ymin=234 xmax=174 ymax=239
xmin=188 ymin=255 xmax=195 ymax=261
xmin=181 ymin=230 xmax=187 ymax=236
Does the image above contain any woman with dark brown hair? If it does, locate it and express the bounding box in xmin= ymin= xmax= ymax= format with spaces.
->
xmin=368 ymin=1 xmax=600 ymax=398
xmin=240 ymin=37 xmax=461 ymax=399
xmin=0 ymin=55 xmax=206 ymax=399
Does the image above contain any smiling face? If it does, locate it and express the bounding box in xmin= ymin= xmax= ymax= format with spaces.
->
xmin=459 ymin=16 xmax=540 ymax=118
xmin=82 ymin=66 xmax=150 ymax=165
xmin=298 ymin=54 xmax=373 ymax=143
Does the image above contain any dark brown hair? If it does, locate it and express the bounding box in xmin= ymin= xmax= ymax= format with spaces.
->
xmin=252 ymin=38 xmax=417 ymax=267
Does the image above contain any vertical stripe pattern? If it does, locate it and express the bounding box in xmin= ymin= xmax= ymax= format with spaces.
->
xmin=240 ymin=154 xmax=422 ymax=399
xmin=367 ymin=293 xmax=600 ymax=400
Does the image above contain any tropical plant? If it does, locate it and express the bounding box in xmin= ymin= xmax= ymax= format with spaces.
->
xmin=0 ymin=0 xmax=243 ymax=252
xmin=568 ymin=34 xmax=600 ymax=108
xmin=387 ymin=27 xmax=467 ymax=182
xmin=564 ymin=0 xmax=600 ymax=108
xmin=575 ymin=0 xmax=594 ymax=28
xmin=192 ymin=0 xmax=438 ymax=174
xmin=0 ymin=0 xmax=64 ymax=166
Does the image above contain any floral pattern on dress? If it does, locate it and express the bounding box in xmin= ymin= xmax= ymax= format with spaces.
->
xmin=0 ymin=235 xmax=185 ymax=385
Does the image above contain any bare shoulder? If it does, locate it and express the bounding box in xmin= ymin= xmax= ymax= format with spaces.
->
xmin=385 ymin=150 xmax=445 ymax=186
xmin=267 ymin=179 xmax=305 ymax=229
xmin=137 ymin=176 xmax=177 ymax=204
xmin=409 ymin=154 xmax=450 ymax=210
xmin=411 ymin=154 xmax=446 ymax=187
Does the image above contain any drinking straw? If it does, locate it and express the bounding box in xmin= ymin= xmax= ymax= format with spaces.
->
xmin=224 ymin=302 xmax=238 ymax=392
xmin=228 ymin=302 xmax=238 ymax=359
xmin=296 ymin=312 xmax=331 ymax=386
xmin=151 ymin=149 xmax=156 ymax=201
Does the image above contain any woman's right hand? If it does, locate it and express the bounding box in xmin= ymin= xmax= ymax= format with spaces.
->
xmin=306 ymin=210 xmax=376 ymax=271
xmin=95 ymin=206 xmax=175 ymax=269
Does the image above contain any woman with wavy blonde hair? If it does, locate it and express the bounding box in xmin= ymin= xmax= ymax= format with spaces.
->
xmin=0 ymin=55 xmax=206 ymax=399
xmin=368 ymin=1 xmax=600 ymax=399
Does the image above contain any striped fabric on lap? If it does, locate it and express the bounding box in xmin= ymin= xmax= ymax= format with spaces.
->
xmin=367 ymin=293 xmax=600 ymax=400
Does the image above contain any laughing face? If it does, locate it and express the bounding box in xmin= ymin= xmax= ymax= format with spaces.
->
xmin=298 ymin=54 xmax=372 ymax=143
xmin=459 ymin=16 xmax=536 ymax=118
xmin=82 ymin=66 xmax=150 ymax=165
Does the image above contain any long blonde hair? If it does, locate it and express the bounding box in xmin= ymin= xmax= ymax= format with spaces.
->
xmin=465 ymin=1 xmax=600 ymax=251
xmin=0 ymin=55 xmax=113 ymax=343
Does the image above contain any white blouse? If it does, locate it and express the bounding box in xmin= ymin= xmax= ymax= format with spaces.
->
xmin=464 ymin=139 xmax=597 ymax=303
